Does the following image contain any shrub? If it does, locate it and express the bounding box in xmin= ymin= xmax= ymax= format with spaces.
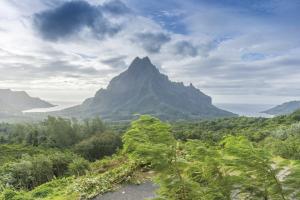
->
xmin=32 ymin=187 xmax=53 ymax=198
xmin=1 ymin=188 xmax=17 ymax=200
xmin=74 ymin=132 xmax=121 ymax=161
xmin=68 ymin=158 xmax=90 ymax=176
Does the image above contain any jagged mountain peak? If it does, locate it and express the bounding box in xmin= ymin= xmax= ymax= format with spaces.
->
xmin=106 ymin=56 xmax=162 ymax=91
xmin=127 ymin=56 xmax=159 ymax=75
xmin=131 ymin=56 xmax=152 ymax=66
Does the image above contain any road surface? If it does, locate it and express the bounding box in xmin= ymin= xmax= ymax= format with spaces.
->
xmin=94 ymin=182 xmax=157 ymax=200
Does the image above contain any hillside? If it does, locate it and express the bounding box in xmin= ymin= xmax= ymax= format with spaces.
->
xmin=262 ymin=101 xmax=300 ymax=115
xmin=60 ymin=57 xmax=235 ymax=120
xmin=0 ymin=89 xmax=54 ymax=113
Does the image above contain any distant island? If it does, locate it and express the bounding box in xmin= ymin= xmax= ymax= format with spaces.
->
xmin=0 ymin=89 xmax=54 ymax=114
xmin=262 ymin=101 xmax=300 ymax=115
xmin=59 ymin=57 xmax=235 ymax=121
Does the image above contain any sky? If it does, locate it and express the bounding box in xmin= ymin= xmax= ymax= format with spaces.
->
xmin=0 ymin=0 xmax=300 ymax=105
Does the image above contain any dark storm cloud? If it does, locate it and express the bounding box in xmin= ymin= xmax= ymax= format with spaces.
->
xmin=174 ymin=41 xmax=198 ymax=57
xmin=34 ymin=0 xmax=120 ymax=41
xmin=133 ymin=32 xmax=171 ymax=53
xmin=101 ymin=0 xmax=131 ymax=15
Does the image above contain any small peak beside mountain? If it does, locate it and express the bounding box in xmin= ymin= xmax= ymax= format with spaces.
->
xmin=0 ymin=89 xmax=54 ymax=113
xmin=262 ymin=100 xmax=300 ymax=115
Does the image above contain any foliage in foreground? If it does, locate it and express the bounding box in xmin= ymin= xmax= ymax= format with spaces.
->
xmin=0 ymin=154 xmax=143 ymax=200
xmin=123 ymin=115 xmax=300 ymax=200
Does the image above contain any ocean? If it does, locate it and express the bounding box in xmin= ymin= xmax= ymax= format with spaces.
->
xmin=22 ymin=101 xmax=80 ymax=113
xmin=216 ymin=103 xmax=275 ymax=118
xmin=24 ymin=101 xmax=275 ymax=118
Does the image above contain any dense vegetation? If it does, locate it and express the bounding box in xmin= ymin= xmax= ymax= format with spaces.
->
xmin=0 ymin=116 xmax=122 ymax=198
xmin=1 ymin=110 xmax=300 ymax=199
xmin=0 ymin=116 xmax=121 ymax=161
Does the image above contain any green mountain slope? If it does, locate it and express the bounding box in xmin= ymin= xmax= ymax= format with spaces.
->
xmin=262 ymin=101 xmax=300 ymax=115
xmin=0 ymin=89 xmax=54 ymax=113
xmin=61 ymin=57 xmax=235 ymax=120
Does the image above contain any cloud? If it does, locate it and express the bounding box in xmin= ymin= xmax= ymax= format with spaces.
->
xmin=125 ymin=0 xmax=187 ymax=34
xmin=101 ymin=55 xmax=127 ymax=68
xmin=173 ymin=53 xmax=300 ymax=98
xmin=33 ymin=0 xmax=120 ymax=41
xmin=241 ymin=53 xmax=266 ymax=61
xmin=0 ymin=59 xmax=102 ymax=80
xmin=133 ymin=32 xmax=171 ymax=53
xmin=40 ymin=60 xmax=100 ymax=75
xmin=174 ymin=41 xmax=198 ymax=57
xmin=101 ymin=0 xmax=130 ymax=15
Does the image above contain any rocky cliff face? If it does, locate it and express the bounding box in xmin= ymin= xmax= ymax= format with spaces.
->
xmin=62 ymin=57 xmax=235 ymax=120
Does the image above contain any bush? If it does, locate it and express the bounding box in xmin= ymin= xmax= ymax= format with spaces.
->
xmin=0 ymin=151 xmax=88 ymax=190
xmin=32 ymin=187 xmax=53 ymax=198
xmin=49 ymin=152 xmax=75 ymax=177
xmin=68 ymin=158 xmax=90 ymax=176
xmin=74 ymin=132 xmax=121 ymax=161
xmin=1 ymin=188 xmax=17 ymax=200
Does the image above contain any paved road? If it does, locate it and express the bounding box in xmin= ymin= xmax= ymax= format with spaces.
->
xmin=94 ymin=182 xmax=157 ymax=200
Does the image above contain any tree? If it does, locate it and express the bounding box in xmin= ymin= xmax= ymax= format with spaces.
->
xmin=49 ymin=152 xmax=73 ymax=177
xmin=25 ymin=130 xmax=39 ymax=146
xmin=68 ymin=157 xmax=89 ymax=176
xmin=0 ymin=136 xmax=5 ymax=144
xmin=123 ymin=115 xmax=197 ymax=200
xmin=74 ymin=132 xmax=121 ymax=161
xmin=83 ymin=117 xmax=106 ymax=136
xmin=122 ymin=115 xmax=175 ymax=169
xmin=222 ymin=136 xmax=299 ymax=200
xmin=184 ymin=140 xmax=237 ymax=199
xmin=44 ymin=116 xmax=78 ymax=148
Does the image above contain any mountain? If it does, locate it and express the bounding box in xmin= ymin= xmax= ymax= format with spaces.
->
xmin=0 ymin=89 xmax=54 ymax=113
xmin=262 ymin=101 xmax=300 ymax=115
xmin=60 ymin=57 xmax=235 ymax=120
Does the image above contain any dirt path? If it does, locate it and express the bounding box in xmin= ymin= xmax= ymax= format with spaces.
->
xmin=93 ymin=182 xmax=157 ymax=200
